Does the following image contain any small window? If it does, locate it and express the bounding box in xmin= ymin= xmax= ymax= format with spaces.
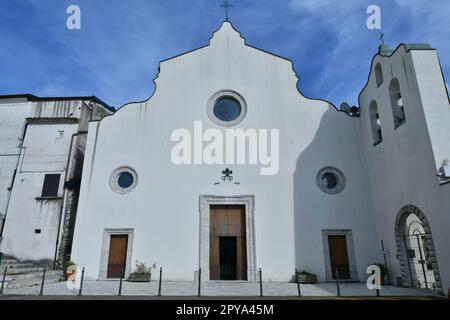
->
xmin=316 ymin=167 xmax=346 ymax=195
xmin=56 ymin=130 xmax=64 ymax=139
xmin=109 ymin=167 xmax=138 ymax=194
xmin=375 ymin=63 xmax=383 ymax=87
xmin=321 ymin=172 xmax=338 ymax=189
xmin=213 ymin=97 xmax=242 ymax=122
xmin=34 ymin=229 xmax=41 ymax=234
xmin=41 ymin=174 xmax=61 ymax=197
xmin=118 ymin=172 xmax=134 ymax=189
xmin=207 ymin=90 xmax=247 ymax=127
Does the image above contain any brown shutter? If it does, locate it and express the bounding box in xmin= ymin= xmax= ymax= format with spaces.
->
xmin=41 ymin=174 xmax=61 ymax=197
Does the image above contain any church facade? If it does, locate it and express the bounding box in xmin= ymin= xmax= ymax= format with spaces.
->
xmin=1 ymin=22 xmax=450 ymax=294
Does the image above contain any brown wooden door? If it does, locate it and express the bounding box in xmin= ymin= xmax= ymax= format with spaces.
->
xmin=328 ymin=235 xmax=350 ymax=279
xmin=210 ymin=205 xmax=247 ymax=280
xmin=107 ymin=235 xmax=128 ymax=278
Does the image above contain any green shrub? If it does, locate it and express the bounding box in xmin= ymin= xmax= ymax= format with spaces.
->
xmin=296 ymin=270 xmax=312 ymax=276
xmin=134 ymin=260 xmax=156 ymax=274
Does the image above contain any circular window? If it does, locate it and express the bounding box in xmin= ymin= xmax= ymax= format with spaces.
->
xmin=110 ymin=167 xmax=138 ymax=194
xmin=117 ymin=172 xmax=134 ymax=189
xmin=321 ymin=172 xmax=338 ymax=189
xmin=213 ymin=97 xmax=242 ymax=122
xmin=207 ymin=90 xmax=247 ymax=126
xmin=316 ymin=167 xmax=345 ymax=195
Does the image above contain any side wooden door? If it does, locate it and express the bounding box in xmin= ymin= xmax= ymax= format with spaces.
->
xmin=107 ymin=235 xmax=128 ymax=278
xmin=328 ymin=235 xmax=350 ymax=279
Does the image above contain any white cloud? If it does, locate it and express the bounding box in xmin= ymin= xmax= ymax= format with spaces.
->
xmin=287 ymin=0 xmax=450 ymax=105
xmin=2 ymin=0 xmax=448 ymax=108
xmin=288 ymin=0 xmax=357 ymax=13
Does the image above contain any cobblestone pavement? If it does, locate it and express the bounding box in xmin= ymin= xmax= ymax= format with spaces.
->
xmin=1 ymin=280 xmax=443 ymax=298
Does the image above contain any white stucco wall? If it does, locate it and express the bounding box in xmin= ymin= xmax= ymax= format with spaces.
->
xmin=0 ymin=98 xmax=112 ymax=262
xmin=0 ymin=99 xmax=84 ymax=222
xmin=0 ymin=99 xmax=33 ymax=223
xmin=1 ymin=123 xmax=78 ymax=261
xmin=358 ymin=45 xmax=450 ymax=293
xmin=71 ymin=22 xmax=377 ymax=282
xmin=412 ymin=50 xmax=450 ymax=171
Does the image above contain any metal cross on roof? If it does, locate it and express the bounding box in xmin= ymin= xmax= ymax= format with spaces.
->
xmin=221 ymin=0 xmax=233 ymax=21
xmin=379 ymin=31 xmax=385 ymax=45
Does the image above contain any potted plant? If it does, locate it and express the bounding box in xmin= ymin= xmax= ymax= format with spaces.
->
xmin=373 ymin=263 xmax=387 ymax=285
xmin=295 ymin=269 xmax=317 ymax=284
xmin=128 ymin=260 xmax=156 ymax=282
xmin=62 ymin=261 xmax=77 ymax=280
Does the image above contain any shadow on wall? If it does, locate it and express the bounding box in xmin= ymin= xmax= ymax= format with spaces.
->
xmin=292 ymin=107 xmax=372 ymax=282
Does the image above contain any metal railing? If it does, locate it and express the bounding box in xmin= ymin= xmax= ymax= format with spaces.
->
xmin=0 ymin=265 xmax=438 ymax=298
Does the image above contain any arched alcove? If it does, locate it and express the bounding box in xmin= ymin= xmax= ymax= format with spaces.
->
xmin=369 ymin=100 xmax=382 ymax=145
xmin=389 ymin=78 xmax=406 ymax=128
xmin=375 ymin=63 xmax=383 ymax=87
xmin=394 ymin=205 xmax=442 ymax=292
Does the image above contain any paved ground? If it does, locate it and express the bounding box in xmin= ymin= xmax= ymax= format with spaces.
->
xmin=1 ymin=280 xmax=444 ymax=298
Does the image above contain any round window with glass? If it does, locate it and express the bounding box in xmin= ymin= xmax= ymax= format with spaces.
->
xmin=110 ymin=167 xmax=138 ymax=194
xmin=117 ymin=171 xmax=134 ymax=189
xmin=213 ymin=96 xmax=242 ymax=122
xmin=316 ymin=167 xmax=345 ymax=195
xmin=321 ymin=172 xmax=338 ymax=189
xmin=207 ymin=90 xmax=247 ymax=126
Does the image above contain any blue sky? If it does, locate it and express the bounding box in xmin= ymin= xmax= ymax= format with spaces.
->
xmin=0 ymin=0 xmax=449 ymax=108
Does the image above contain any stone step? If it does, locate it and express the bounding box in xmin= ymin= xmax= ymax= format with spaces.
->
xmin=0 ymin=259 xmax=20 ymax=265
xmin=5 ymin=277 xmax=62 ymax=290
xmin=3 ymin=267 xmax=49 ymax=275
xmin=5 ymin=270 xmax=62 ymax=281
xmin=1 ymin=263 xmax=37 ymax=270
xmin=0 ymin=259 xmax=64 ymax=289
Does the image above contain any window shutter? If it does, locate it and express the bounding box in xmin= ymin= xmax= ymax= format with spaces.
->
xmin=41 ymin=174 xmax=61 ymax=197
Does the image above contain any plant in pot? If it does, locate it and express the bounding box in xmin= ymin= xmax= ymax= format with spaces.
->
xmin=295 ymin=269 xmax=317 ymax=284
xmin=373 ymin=263 xmax=387 ymax=285
xmin=128 ymin=260 xmax=156 ymax=282
xmin=62 ymin=261 xmax=77 ymax=280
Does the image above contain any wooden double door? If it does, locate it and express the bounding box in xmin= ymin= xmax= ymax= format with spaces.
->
xmin=210 ymin=205 xmax=247 ymax=280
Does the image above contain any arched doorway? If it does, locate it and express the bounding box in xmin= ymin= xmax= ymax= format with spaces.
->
xmin=395 ymin=205 xmax=442 ymax=292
